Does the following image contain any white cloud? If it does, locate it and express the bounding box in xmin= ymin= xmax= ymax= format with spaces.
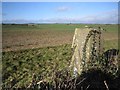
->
xmin=38 ymin=10 xmax=118 ymax=24
xmin=3 ymin=9 xmax=118 ymax=24
xmin=56 ymin=6 xmax=70 ymax=12
xmin=80 ymin=9 xmax=118 ymax=24
xmin=2 ymin=19 xmax=39 ymax=24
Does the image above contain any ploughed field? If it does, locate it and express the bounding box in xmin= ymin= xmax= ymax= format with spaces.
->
xmin=3 ymin=24 xmax=118 ymax=51
xmin=2 ymin=24 xmax=119 ymax=88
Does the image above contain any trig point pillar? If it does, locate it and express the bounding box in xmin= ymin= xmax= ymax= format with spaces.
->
xmin=70 ymin=27 xmax=103 ymax=76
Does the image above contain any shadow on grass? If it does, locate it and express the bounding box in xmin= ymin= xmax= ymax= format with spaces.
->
xmin=76 ymin=69 xmax=120 ymax=90
xmin=25 ymin=69 xmax=120 ymax=90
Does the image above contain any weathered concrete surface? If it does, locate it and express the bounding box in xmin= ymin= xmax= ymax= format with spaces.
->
xmin=70 ymin=28 xmax=104 ymax=75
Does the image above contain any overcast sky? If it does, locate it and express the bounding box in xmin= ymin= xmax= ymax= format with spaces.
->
xmin=2 ymin=2 xmax=118 ymax=24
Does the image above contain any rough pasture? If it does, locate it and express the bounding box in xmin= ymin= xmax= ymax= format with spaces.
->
xmin=2 ymin=24 xmax=119 ymax=89
xmin=2 ymin=24 xmax=118 ymax=51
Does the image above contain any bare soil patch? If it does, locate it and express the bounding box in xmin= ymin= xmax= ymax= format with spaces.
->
xmin=3 ymin=30 xmax=74 ymax=51
xmin=3 ymin=27 xmax=118 ymax=52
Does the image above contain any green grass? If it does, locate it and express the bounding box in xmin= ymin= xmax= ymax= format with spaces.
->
xmin=2 ymin=40 xmax=118 ymax=88
xmin=3 ymin=24 xmax=118 ymax=32
xmin=2 ymin=24 xmax=119 ymax=88
xmin=2 ymin=44 xmax=72 ymax=88
xmin=104 ymin=39 xmax=118 ymax=50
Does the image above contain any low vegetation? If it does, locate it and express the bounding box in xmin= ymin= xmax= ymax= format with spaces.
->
xmin=2 ymin=44 xmax=72 ymax=88
xmin=2 ymin=24 xmax=119 ymax=89
xmin=2 ymin=24 xmax=118 ymax=51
